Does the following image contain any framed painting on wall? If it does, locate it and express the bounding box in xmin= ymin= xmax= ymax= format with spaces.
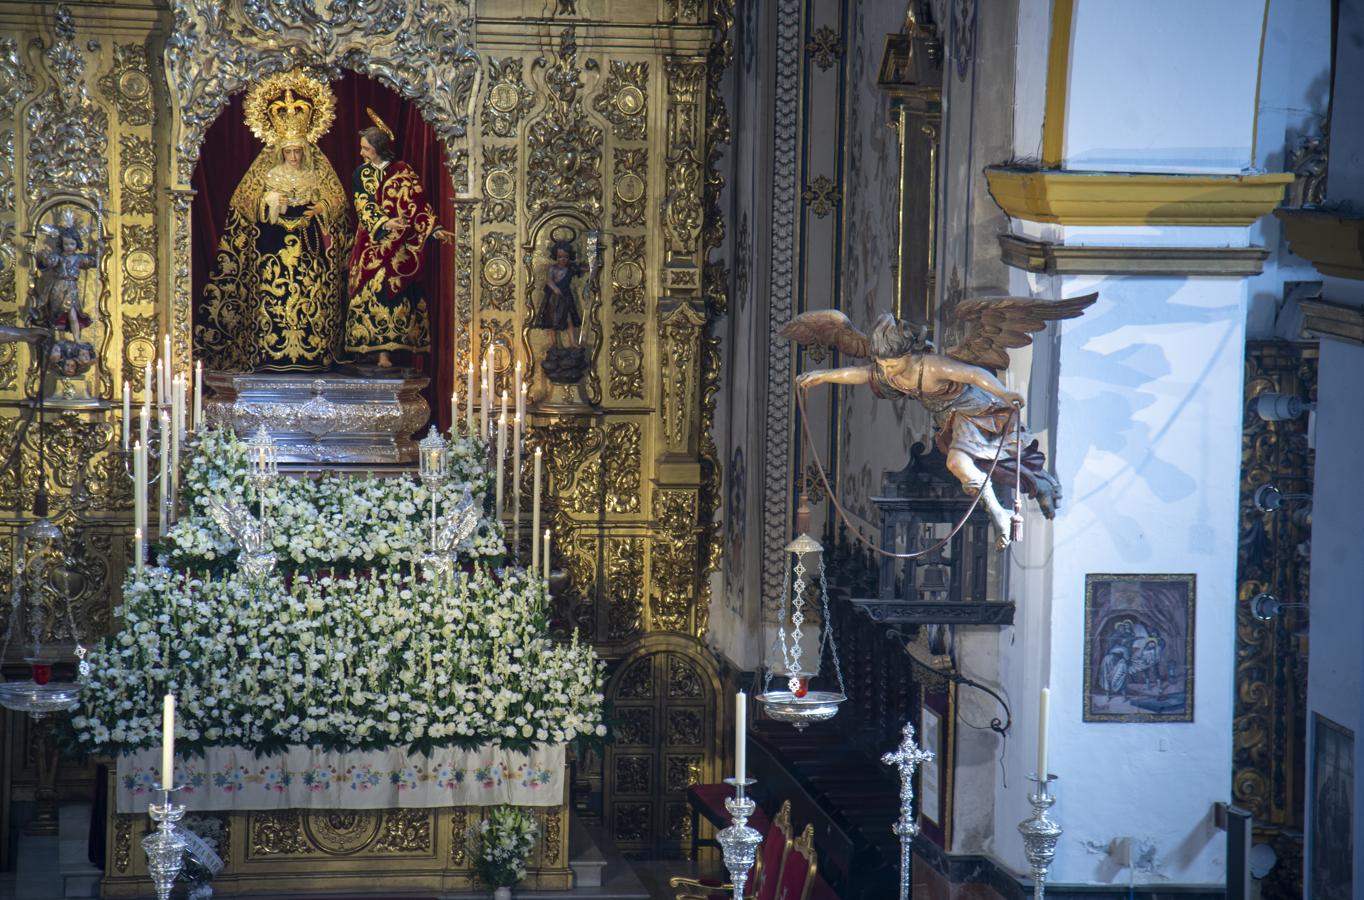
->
xmin=916 ymin=683 xmax=955 ymax=849
xmin=1310 ymin=714 xmax=1354 ymax=900
xmin=1082 ymin=574 xmax=1195 ymax=723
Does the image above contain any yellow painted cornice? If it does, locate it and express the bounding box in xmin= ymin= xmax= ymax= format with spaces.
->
xmin=1275 ymin=208 xmax=1364 ymax=280
xmin=1300 ymin=299 xmax=1364 ymax=344
xmin=985 ymin=167 xmax=1293 ymax=226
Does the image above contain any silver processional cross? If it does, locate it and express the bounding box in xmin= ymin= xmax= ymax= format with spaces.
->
xmin=882 ymin=720 xmax=934 ymax=900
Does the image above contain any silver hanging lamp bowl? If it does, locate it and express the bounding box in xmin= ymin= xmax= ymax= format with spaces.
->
xmin=0 ymin=520 xmax=85 ymax=718
xmin=759 ymin=497 xmax=846 ymax=729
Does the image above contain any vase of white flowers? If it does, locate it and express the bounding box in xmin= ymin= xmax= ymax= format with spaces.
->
xmin=470 ymin=806 xmax=538 ymax=898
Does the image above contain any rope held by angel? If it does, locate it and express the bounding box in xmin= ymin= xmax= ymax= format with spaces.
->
xmin=784 ymin=293 xmax=1097 ymax=550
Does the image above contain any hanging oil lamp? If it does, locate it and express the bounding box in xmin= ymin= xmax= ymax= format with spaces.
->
xmin=759 ymin=495 xmax=846 ymax=728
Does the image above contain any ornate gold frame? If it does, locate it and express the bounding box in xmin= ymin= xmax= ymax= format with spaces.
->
xmin=160 ymin=0 xmax=483 ymax=380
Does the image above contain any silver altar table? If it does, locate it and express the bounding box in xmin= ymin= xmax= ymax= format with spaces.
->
xmin=203 ymin=371 xmax=430 ymax=466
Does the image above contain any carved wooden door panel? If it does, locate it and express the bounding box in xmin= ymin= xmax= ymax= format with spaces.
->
xmin=607 ymin=647 xmax=717 ymax=859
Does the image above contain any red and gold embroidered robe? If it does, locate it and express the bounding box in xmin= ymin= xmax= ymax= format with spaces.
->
xmin=344 ymin=160 xmax=437 ymax=355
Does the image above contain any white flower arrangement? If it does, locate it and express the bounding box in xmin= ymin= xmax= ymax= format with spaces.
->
xmin=163 ymin=428 xmax=505 ymax=572
xmin=470 ymin=805 xmax=538 ymax=888
xmin=71 ymin=564 xmax=605 ymax=756
xmin=70 ymin=428 xmax=606 ymax=758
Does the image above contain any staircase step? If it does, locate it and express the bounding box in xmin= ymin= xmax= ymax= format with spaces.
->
xmin=568 ymin=816 xmax=608 ymax=888
xmin=59 ymin=804 xmax=99 ymax=899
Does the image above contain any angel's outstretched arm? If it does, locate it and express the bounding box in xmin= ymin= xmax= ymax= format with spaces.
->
xmin=796 ymin=365 xmax=872 ymax=390
xmin=929 ymin=355 xmax=1023 ymax=406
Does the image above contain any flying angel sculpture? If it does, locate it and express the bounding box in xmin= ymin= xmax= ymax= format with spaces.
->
xmin=784 ymin=294 xmax=1097 ymax=549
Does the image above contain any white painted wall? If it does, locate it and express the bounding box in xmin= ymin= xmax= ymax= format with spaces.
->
xmin=1304 ymin=337 xmax=1364 ymax=898
xmin=1323 ymin=0 xmax=1364 ymax=204
xmin=1062 ymin=0 xmax=1267 ymax=172
xmin=1244 ymin=0 xmax=1332 ymax=340
xmin=993 ymin=262 xmax=1248 ymax=887
xmin=1011 ymin=0 xmax=1051 ymax=162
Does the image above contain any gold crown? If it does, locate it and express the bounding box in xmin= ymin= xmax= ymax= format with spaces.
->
xmin=243 ymin=69 xmax=336 ymax=147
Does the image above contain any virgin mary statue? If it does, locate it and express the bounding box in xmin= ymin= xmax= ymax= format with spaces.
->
xmin=196 ymin=70 xmax=351 ymax=372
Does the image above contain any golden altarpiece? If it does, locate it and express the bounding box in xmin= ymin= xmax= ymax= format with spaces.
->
xmin=0 ymin=0 xmax=733 ymax=888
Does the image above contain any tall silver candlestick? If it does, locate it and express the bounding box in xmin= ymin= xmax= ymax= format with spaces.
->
xmin=1018 ymin=774 xmax=1062 ymax=900
xmin=882 ymin=720 xmax=934 ymax=900
xmin=142 ymin=785 xmax=186 ymax=900
xmin=716 ymin=776 xmax=762 ymax=898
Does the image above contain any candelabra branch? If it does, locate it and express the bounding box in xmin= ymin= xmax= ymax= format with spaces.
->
xmin=142 ymin=786 xmax=187 ymax=900
xmin=1018 ymin=774 xmax=1062 ymax=900
xmin=716 ymin=777 xmax=762 ymax=899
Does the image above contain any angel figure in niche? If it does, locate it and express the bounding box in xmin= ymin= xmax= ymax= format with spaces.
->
xmin=534 ymin=228 xmax=591 ymax=387
xmin=31 ymin=208 xmax=103 ymax=345
xmin=784 ymin=293 xmax=1097 ymax=549
xmin=25 ymin=206 xmax=104 ymax=378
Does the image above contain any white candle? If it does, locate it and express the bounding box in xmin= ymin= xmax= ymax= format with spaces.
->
xmin=450 ymin=391 xmax=458 ymax=435
xmin=170 ymin=376 xmax=181 ymax=444
xmin=134 ymin=526 xmax=144 ymax=576
xmin=495 ymin=413 xmax=507 ymax=517
xmin=170 ymin=382 xmax=182 ymax=519
xmin=480 ymin=378 xmax=488 ymax=441
xmin=531 ymin=447 xmax=542 ymax=571
xmin=163 ymin=335 xmax=172 ymax=392
xmin=140 ymin=406 xmax=150 ymax=452
xmin=177 ymin=374 xmax=187 ymax=444
xmin=143 ymin=360 xmax=152 ymax=404
xmin=194 ymin=361 xmax=203 ymax=431
xmin=133 ymin=442 xmax=145 ymax=565
xmin=736 ymin=691 xmax=747 ymax=785
xmin=154 ymin=358 xmax=163 ymax=407
xmin=484 ymin=348 xmax=494 ymax=437
xmin=543 ymin=529 xmax=551 ymax=583
xmin=158 ymin=411 xmax=169 ymax=527
xmin=122 ymin=382 xmax=131 ymax=450
xmin=134 ymin=441 xmax=145 ymax=536
xmin=1037 ymin=686 xmax=1050 ymax=780
xmin=513 ymin=413 xmax=522 ymax=544
xmin=514 ymin=361 xmax=523 ymax=419
xmin=161 ymin=693 xmax=175 ymax=790
xmin=466 ymin=360 xmax=475 ymax=433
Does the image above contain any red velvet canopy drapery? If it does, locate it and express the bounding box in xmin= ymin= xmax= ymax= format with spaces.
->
xmin=191 ymin=71 xmax=458 ymax=434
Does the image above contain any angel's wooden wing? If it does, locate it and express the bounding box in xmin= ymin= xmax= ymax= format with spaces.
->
xmin=945 ymin=293 xmax=1097 ymax=370
xmin=779 ymin=310 xmax=872 ymax=359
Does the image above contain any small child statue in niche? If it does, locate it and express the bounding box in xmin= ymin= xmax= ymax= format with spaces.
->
xmin=534 ymin=239 xmax=583 ymax=347
xmin=27 ymin=206 xmax=103 ymax=379
xmin=32 ymin=210 xmax=102 ymax=345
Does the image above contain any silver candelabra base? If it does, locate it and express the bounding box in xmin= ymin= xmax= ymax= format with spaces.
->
xmin=142 ymin=786 xmax=187 ymax=900
xmin=716 ymin=777 xmax=762 ymax=898
xmin=1017 ymin=773 xmax=1062 ymax=900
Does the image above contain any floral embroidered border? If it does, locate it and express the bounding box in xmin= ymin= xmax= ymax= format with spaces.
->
xmin=116 ymin=743 xmax=565 ymax=812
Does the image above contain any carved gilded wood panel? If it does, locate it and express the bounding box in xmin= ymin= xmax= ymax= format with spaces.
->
xmin=0 ymin=0 xmax=733 ymax=867
xmin=1234 ymin=340 xmax=1316 ymax=899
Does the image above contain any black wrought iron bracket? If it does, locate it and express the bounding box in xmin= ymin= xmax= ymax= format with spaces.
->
xmin=848 ymin=597 xmax=1013 ymax=737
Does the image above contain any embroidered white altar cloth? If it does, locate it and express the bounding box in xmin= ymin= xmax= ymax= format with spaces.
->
xmin=115 ymin=743 xmax=565 ymax=813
